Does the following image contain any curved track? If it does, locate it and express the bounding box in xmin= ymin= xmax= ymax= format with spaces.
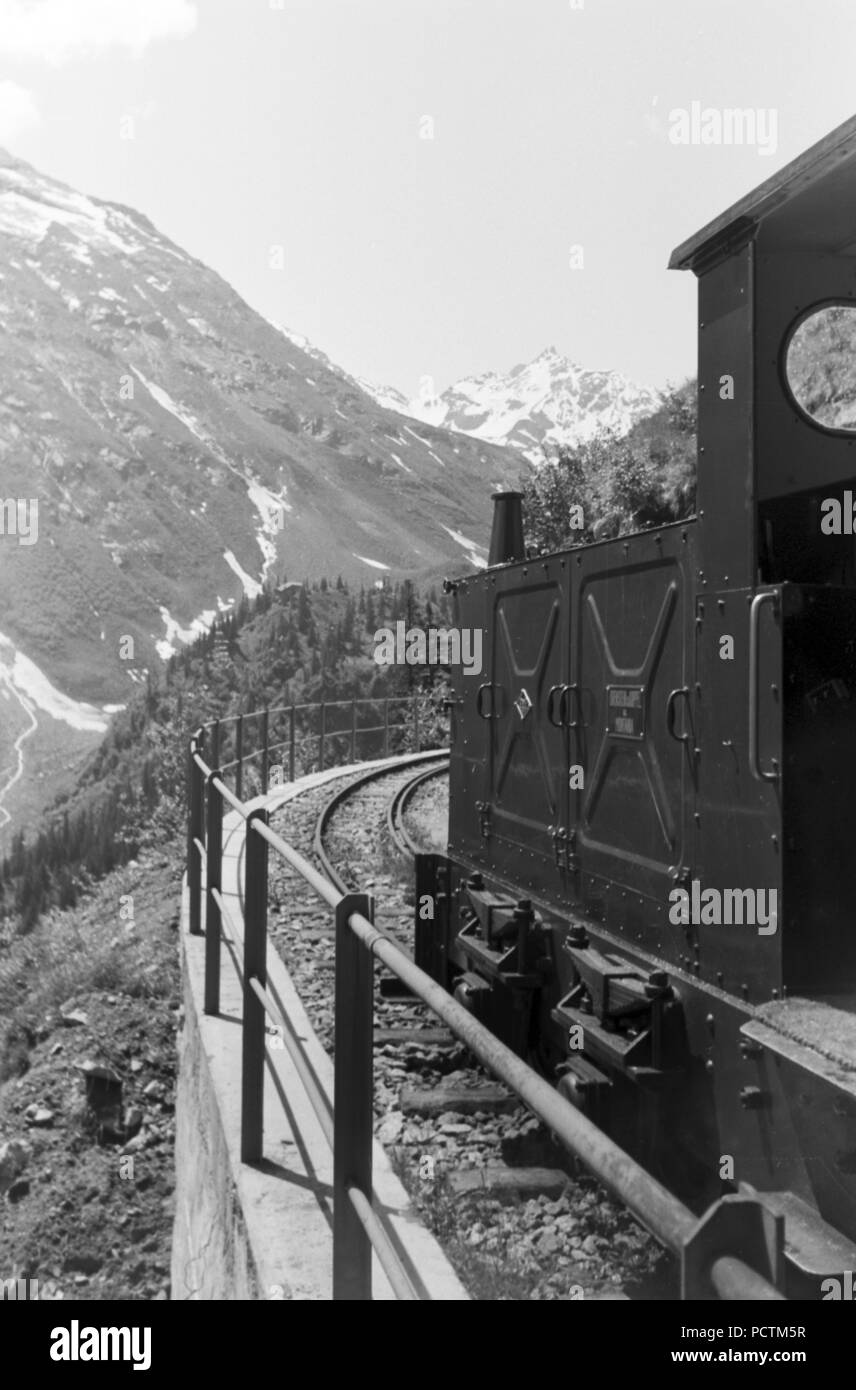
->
xmin=387 ymin=761 xmax=447 ymax=858
xmin=313 ymin=755 xmax=448 ymax=892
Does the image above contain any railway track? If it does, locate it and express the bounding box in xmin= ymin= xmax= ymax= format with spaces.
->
xmin=262 ymin=754 xmax=670 ymax=1301
xmin=387 ymin=761 xmax=448 ymax=859
xmin=313 ymin=756 xmax=448 ymax=892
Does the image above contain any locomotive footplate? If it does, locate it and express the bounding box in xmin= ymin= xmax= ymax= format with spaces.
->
xmin=552 ymin=924 xmax=687 ymax=1085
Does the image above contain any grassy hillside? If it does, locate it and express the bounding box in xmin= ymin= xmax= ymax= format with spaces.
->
xmin=0 ymin=575 xmax=452 ymax=934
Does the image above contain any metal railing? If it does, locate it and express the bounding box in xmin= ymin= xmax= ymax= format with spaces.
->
xmin=186 ymin=697 xmax=787 ymax=1302
xmin=200 ymin=695 xmax=425 ymax=801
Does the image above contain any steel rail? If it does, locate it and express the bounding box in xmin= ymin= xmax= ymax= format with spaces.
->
xmin=387 ymin=761 xmax=448 ymax=859
xmin=312 ymin=755 xmax=449 ymax=893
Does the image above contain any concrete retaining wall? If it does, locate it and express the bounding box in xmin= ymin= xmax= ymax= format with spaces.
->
xmin=171 ymin=758 xmax=470 ymax=1301
xmin=171 ymin=897 xmax=260 ymax=1300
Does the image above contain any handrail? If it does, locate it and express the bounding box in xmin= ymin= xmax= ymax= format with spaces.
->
xmin=748 ymin=590 xmax=780 ymax=783
xmin=210 ymin=694 xmax=419 ymax=728
xmin=193 ymin=695 xmax=430 ymax=795
xmin=186 ymin=697 xmax=786 ymax=1302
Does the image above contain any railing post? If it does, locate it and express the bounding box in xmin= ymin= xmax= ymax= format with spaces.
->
xmin=413 ymin=696 xmax=419 ymax=752
xmin=210 ymin=718 xmax=220 ymax=773
xmin=188 ymin=733 xmax=204 ymax=936
xmin=186 ymin=746 xmax=193 ymax=889
xmin=205 ymin=774 xmax=222 ymax=1014
xmin=241 ymin=808 xmax=269 ymax=1163
xmin=289 ymin=705 xmax=296 ymax=782
xmin=351 ymin=699 xmax=357 ymax=763
xmin=261 ymin=707 xmax=269 ymax=794
xmin=235 ymin=713 xmax=244 ymax=800
xmin=383 ymin=698 xmax=389 ymax=757
xmin=319 ymin=701 xmax=326 ymax=772
xmin=334 ymin=892 xmax=375 ymax=1300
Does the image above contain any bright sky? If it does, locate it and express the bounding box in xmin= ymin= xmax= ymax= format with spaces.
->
xmin=1 ymin=0 xmax=854 ymax=397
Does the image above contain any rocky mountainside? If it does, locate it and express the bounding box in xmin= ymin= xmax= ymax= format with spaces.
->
xmin=0 ymin=149 xmax=521 ymax=712
xmin=358 ymin=347 xmax=662 ymax=461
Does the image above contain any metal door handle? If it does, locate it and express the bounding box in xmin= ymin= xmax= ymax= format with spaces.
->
xmin=476 ymin=683 xmax=498 ymax=719
xmin=547 ymin=684 xmax=569 ymax=727
xmin=666 ymin=687 xmax=691 ymax=745
xmin=749 ymin=591 xmax=780 ymax=783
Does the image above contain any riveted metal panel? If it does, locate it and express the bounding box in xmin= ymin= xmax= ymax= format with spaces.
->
xmin=570 ymin=525 xmax=695 ymax=951
xmin=694 ymin=586 xmax=783 ymax=999
xmin=482 ymin=559 xmax=570 ymax=896
xmin=696 ymin=243 xmax=756 ymax=591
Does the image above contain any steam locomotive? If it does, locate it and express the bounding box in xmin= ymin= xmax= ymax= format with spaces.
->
xmin=416 ymin=115 xmax=856 ymax=1297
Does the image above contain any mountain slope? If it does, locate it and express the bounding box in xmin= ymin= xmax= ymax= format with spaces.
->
xmin=0 ymin=149 xmax=521 ymax=710
xmin=358 ymin=347 xmax=661 ymax=460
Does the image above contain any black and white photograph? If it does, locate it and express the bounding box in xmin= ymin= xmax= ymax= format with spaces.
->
xmin=0 ymin=0 xmax=855 ymax=1347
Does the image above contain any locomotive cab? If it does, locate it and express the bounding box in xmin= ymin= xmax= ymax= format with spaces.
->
xmin=670 ymin=117 xmax=856 ymax=1002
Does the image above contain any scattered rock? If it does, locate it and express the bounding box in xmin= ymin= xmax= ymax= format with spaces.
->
xmin=7 ymin=1178 xmax=30 ymax=1203
xmin=60 ymin=1008 xmax=89 ymax=1028
xmin=0 ymin=1139 xmax=30 ymax=1190
xmin=123 ymin=1107 xmax=144 ymax=1138
xmin=376 ymin=1113 xmax=403 ymax=1145
xmin=24 ymin=1106 xmax=55 ymax=1128
xmin=536 ymin=1232 xmax=561 ymax=1257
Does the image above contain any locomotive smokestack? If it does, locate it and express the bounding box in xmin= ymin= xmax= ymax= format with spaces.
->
xmin=488 ymin=491 xmax=526 ymax=566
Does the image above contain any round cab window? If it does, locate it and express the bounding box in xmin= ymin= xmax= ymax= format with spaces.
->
xmin=785 ymin=304 xmax=856 ymax=433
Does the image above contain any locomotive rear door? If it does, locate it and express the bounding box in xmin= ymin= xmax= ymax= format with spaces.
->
xmin=480 ymin=558 xmax=570 ymax=897
xmin=571 ymin=527 xmax=695 ymax=943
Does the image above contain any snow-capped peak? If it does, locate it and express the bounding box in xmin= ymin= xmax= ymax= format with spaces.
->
xmin=361 ymin=348 xmax=662 ymax=461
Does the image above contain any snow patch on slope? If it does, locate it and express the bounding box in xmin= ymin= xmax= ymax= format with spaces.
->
xmin=0 ymin=631 xmax=110 ymax=731
xmin=440 ymin=525 xmax=488 ymax=570
xmin=354 ymin=554 xmax=391 ymax=572
xmin=224 ymin=550 xmax=262 ymax=598
xmin=246 ymin=478 xmax=291 ymax=575
xmin=154 ymin=606 xmax=216 ymax=662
